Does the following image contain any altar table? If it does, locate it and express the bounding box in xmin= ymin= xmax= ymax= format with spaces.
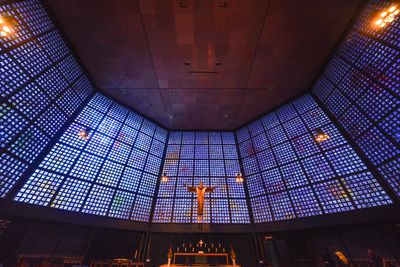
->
xmin=173 ymin=252 xmax=229 ymax=264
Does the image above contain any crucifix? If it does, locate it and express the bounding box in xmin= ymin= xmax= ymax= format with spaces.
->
xmin=187 ymin=181 xmax=215 ymax=223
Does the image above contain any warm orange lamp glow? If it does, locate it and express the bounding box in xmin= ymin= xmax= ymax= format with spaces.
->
xmin=235 ymin=172 xmax=244 ymax=183
xmin=78 ymin=129 xmax=89 ymax=140
xmin=161 ymin=172 xmax=169 ymax=183
xmin=0 ymin=15 xmax=16 ymax=37
xmin=373 ymin=4 xmax=399 ymax=28
xmin=315 ymin=129 xmax=330 ymax=143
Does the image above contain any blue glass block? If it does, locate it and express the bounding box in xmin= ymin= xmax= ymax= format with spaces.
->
xmin=283 ymin=117 xmax=308 ymax=139
xmin=230 ymin=199 xmax=250 ymax=224
xmin=158 ymin=176 xmax=177 ymax=198
xmin=269 ymin=191 xmax=296 ymax=221
xmin=153 ymin=198 xmax=173 ymax=223
xmin=326 ymin=145 xmax=366 ymax=176
xmin=57 ymin=55 xmax=83 ymax=83
xmin=290 ymin=186 xmax=322 ymax=218
xmin=108 ymin=190 xmax=136 ymax=219
xmin=382 ymin=58 xmax=399 ymax=97
xmin=257 ymin=148 xmax=277 ymax=171
xmin=10 ymin=40 xmax=51 ymax=77
xmin=325 ymin=89 xmax=351 ymax=117
xmin=166 ymin=145 xmax=180 ymax=159
xmin=38 ymin=30 xmax=70 ymax=62
xmin=280 ymin=162 xmax=308 ymax=189
xmin=145 ymin=155 xmax=162 ymax=175
xmin=246 ymin=173 xmax=266 ymax=197
xmin=59 ymin=123 xmax=91 ymax=149
xmin=338 ymin=69 xmax=371 ymax=101
xmin=273 ymin=142 xmax=296 ymax=165
xmin=301 ymin=107 xmax=331 ymax=130
xmin=324 ymin=56 xmax=350 ymax=84
xmin=312 ymin=75 xmax=335 ymax=102
xmin=356 ymin=127 xmax=398 ymax=165
xmin=194 ymin=177 xmax=210 ymax=187
xmin=119 ymin=166 xmax=142 ymax=192
xmin=318 ymin=124 xmax=348 ymax=151
xmin=248 ymin=120 xmax=264 ymax=137
xmin=125 ymin=112 xmax=143 ymax=130
xmin=108 ymin=141 xmax=131 ymax=164
xmin=1 ymin=103 xmax=29 ymax=149
xmin=378 ymin=158 xmax=400 ymax=197
xmin=313 ymin=180 xmax=354 ymax=214
xmin=223 ymin=145 xmax=238 ymax=159
xmin=12 ymin=0 xmax=54 ymax=36
xmin=276 ymin=104 xmax=298 ymax=122
xmin=134 ymin=132 xmax=152 ymax=152
xmin=211 ymin=199 xmax=230 ymax=223
xmin=342 ymin=172 xmax=392 ymax=209
xmin=36 ymin=67 xmax=68 ymax=100
xmin=75 ymin=106 xmax=104 ymax=129
xmin=267 ymin=125 xmax=287 ymax=146
xmin=131 ymin=194 xmax=152 ymax=222
xmin=222 ymin=132 xmax=236 ymax=144
xmin=163 ymin=159 xmax=179 ymax=176
xmin=82 ymin=185 xmax=114 ymax=216
xmin=225 ymin=159 xmax=240 ymax=176
xmin=70 ymin=152 xmax=104 ymax=182
xmin=107 ymin=103 xmax=129 ymax=122
xmin=195 ymin=132 xmax=208 ymax=144
xmin=194 ymin=160 xmax=209 ymax=177
xmin=239 ymin=140 xmax=256 ymax=158
xmin=173 ymin=198 xmax=193 ymax=223
xmin=50 ymin=178 xmax=91 ymax=211
xmin=73 ymin=77 xmax=94 ymax=101
xmin=0 ymin=153 xmax=28 ymax=198
xmin=358 ymin=84 xmax=399 ymax=122
xmin=154 ymin=126 xmax=167 ymax=143
xmin=180 ymin=145 xmax=194 ymax=159
xmin=293 ymin=94 xmax=318 ymax=114
xmin=210 ymin=160 xmax=225 ymax=176
xmin=141 ymin=119 xmax=156 ymax=136
xmin=97 ymin=116 xmax=123 ymax=139
xmin=252 ymin=132 xmax=269 ymax=153
xmin=236 ymin=127 xmax=250 ymax=143
xmin=262 ymin=168 xmax=286 ymax=193
xmin=96 ymin=160 xmax=124 ymax=187
xmin=168 ymin=132 xmax=182 ymax=144
xmin=138 ymin=172 xmax=157 ymax=196
xmin=302 ymin=154 xmax=335 ymax=183
xmin=291 ymin=134 xmax=320 ymax=158
xmin=39 ymin=143 xmax=80 ymax=174
xmin=8 ymin=82 xmax=49 ymax=120
xmin=242 ymin=156 xmax=259 ymax=175
xmin=210 ymin=177 xmax=228 ymax=198
xmin=0 ymin=53 xmax=29 ymax=98
xmin=0 ymin=4 xmax=32 ymax=50
xmin=118 ymin=125 xmax=138 ymax=146
xmin=9 ymin=125 xmax=50 ymax=163
xmin=337 ymin=31 xmax=370 ymax=64
xmin=379 ymin=108 xmax=400 ymax=146
xmin=182 ymin=132 xmax=195 ymax=144
xmin=15 ymin=169 xmax=64 ymax=206
xmin=150 ymin=139 xmax=165 ymax=158
xmin=195 ymin=145 xmax=209 ymax=159
xmin=87 ymin=93 xmax=113 ymax=112
xmin=209 ymin=132 xmax=222 ymax=144
xmin=209 ymin=145 xmax=223 ymax=159
xmin=84 ymin=132 xmax=114 ymax=157
xmin=178 ymin=160 xmax=193 ymax=176
xmin=251 ymin=195 xmax=273 ymax=223
xmin=175 ymin=177 xmax=193 ymax=197
xmin=227 ymin=177 xmax=246 ymax=198
xmin=56 ymin=87 xmax=82 ymax=116
xmin=339 ymin=105 xmax=372 ymax=139
xmin=127 ymin=147 xmax=147 ymax=170
xmin=36 ymin=105 xmax=67 ymax=137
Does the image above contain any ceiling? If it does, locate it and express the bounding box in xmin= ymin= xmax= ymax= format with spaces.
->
xmin=45 ymin=0 xmax=362 ymax=130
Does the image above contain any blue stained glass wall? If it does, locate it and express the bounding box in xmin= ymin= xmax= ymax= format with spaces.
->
xmin=312 ymin=0 xmax=400 ymax=198
xmin=237 ymin=94 xmax=392 ymax=223
xmin=154 ymin=132 xmax=250 ymax=224
xmin=14 ymin=93 xmax=168 ymax=222
xmin=0 ymin=0 xmax=93 ymax=198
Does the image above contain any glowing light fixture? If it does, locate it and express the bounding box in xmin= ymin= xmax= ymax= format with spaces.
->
xmin=78 ymin=128 xmax=89 ymax=140
xmin=374 ymin=4 xmax=399 ymax=28
xmin=161 ymin=172 xmax=169 ymax=183
xmin=315 ymin=129 xmax=330 ymax=143
xmin=0 ymin=15 xmax=16 ymax=37
xmin=236 ymin=172 xmax=244 ymax=183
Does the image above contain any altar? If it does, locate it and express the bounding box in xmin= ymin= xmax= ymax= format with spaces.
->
xmin=160 ymin=265 xmax=241 ymax=267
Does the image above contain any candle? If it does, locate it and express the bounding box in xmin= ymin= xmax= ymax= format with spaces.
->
xmin=134 ymin=250 xmax=138 ymax=259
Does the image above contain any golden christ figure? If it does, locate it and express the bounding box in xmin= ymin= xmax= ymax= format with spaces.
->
xmin=187 ymin=181 xmax=215 ymax=223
